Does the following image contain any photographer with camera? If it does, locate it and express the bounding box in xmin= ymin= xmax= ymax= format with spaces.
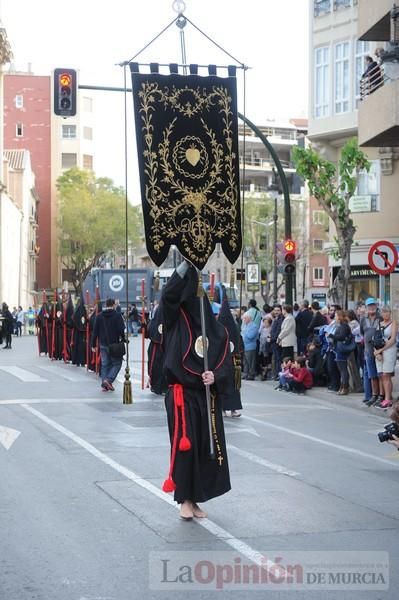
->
xmin=378 ymin=403 xmax=399 ymax=449
xmin=373 ymin=306 xmax=398 ymax=409
xmin=361 ymin=298 xmax=384 ymax=407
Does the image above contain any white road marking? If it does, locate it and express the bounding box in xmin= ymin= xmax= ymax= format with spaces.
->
xmin=0 ymin=397 xmax=152 ymax=405
xmin=0 ymin=366 xmax=47 ymax=382
xmin=227 ymin=444 xmax=300 ymax=477
xmin=243 ymin=402 xmax=332 ymax=410
xmin=0 ymin=425 xmax=21 ymax=450
xmin=21 ymin=404 xmax=279 ymax=572
xmin=224 ymin=425 xmax=260 ymax=438
xmin=242 ymin=415 xmax=399 ymax=467
xmin=36 ymin=364 xmax=87 ymax=382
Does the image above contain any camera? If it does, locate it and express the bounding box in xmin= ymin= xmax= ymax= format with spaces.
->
xmin=377 ymin=422 xmax=399 ymax=443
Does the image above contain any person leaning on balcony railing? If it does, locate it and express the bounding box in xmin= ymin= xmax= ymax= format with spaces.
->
xmin=362 ymin=56 xmax=383 ymax=95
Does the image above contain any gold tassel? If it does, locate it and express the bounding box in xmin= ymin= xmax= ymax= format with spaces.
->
xmin=123 ymin=365 xmax=133 ymax=404
xmin=233 ymin=354 xmax=241 ymax=390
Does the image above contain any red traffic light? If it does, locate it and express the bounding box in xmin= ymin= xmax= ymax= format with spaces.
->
xmin=284 ymin=239 xmax=296 ymax=253
xmin=59 ymin=72 xmax=72 ymax=87
xmin=54 ymin=68 xmax=77 ymax=117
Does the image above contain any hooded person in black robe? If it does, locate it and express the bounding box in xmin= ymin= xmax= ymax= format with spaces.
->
xmin=217 ymin=299 xmax=243 ymax=416
xmin=36 ymin=301 xmax=50 ymax=355
xmin=63 ymin=294 xmax=74 ymax=362
xmin=161 ymin=262 xmax=232 ymax=520
xmin=71 ymin=294 xmax=87 ymax=367
xmin=52 ymin=299 xmax=64 ymax=360
xmin=147 ymin=302 xmax=167 ymax=395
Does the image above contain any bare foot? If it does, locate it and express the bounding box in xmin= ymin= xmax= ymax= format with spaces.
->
xmin=179 ymin=501 xmax=194 ymax=520
xmin=192 ymin=503 xmax=207 ymax=518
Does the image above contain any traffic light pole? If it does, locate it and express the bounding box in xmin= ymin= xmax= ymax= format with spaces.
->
xmin=77 ymin=85 xmax=294 ymax=304
xmin=273 ymin=195 xmax=278 ymax=305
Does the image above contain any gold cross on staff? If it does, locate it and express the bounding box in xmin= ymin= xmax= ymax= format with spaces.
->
xmin=217 ymin=455 xmax=223 ymax=466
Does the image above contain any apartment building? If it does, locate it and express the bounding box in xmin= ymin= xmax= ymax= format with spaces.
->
xmin=3 ymin=70 xmax=94 ymax=291
xmin=309 ymin=0 xmax=399 ymax=307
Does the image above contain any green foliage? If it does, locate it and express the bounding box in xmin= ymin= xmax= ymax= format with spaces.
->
xmin=292 ymin=138 xmax=370 ymax=305
xmin=57 ymin=168 xmax=142 ymax=292
xmin=292 ymin=138 xmax=369 ymax=233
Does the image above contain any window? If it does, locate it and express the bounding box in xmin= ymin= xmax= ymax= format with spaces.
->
xmin=83 ymin=126 xmax=93 ymax=140
xmin=62 ymin=124 xmax=76 ymax=139
xmin=314 ymin=46 xmax=330 ymax=118
xmin=334 ymin=41 xmax=350 ymax=113
xmin=83 ymin=97 xmax=93 ymax=112
xmin=313 ymin=239 xmax=324 ymax=251
xmin=314 ymin=267 xmax=325 ymax=281
xmin=16 ymin=123 xmax=23 ymax=137
xmin=355 ymin=40 xmax=370 ymax=108
xmin=83 ymin=154 xmax=93 ymax=170
xmin=334 ymin=0 xmax=350 ymax=9
xmin=313 ymin=210 xmax=326 ymax=225
xmin=349 ymin=160 xmax=380 ymax=212
xmin=15 ymin=95 xmax=23 ymax=109
xmin=61 ymin=153 xmax=77 ymax=169
xmin=314 ymin=0 xmax=331 ymax=17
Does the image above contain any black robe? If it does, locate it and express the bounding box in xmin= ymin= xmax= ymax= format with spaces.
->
xmin=147 ymin=303 xmax=167 ymax=395
xmin=64 ymin=296 xmax=74 ymax=362
xmin=162 ymin=267 xmax=231 ymax=504
xmin=37 ymin=304 xmax=50 ymax=355
xmin=218 ymin=299 xmax=243 ymax=412
xmin=51 ymin=302 xmax=64 ymax=360
xmin=71 ymin=296 xmax=87 ymax=367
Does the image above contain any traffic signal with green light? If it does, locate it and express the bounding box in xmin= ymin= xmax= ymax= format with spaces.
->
xmin=54 ymin=68 xmax=77 ymax=117
xmin=283 ymin=239 xmax=296 ymax=275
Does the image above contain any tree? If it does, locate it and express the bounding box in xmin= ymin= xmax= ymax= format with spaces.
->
xmin=293 ymin=138 xmax=370 ymax=307
xmin=57 ymin=168 xmax=142 ymax=294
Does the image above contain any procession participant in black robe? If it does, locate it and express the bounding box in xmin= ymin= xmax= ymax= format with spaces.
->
xmin=217 ymin=299 xmax=243 ymax=417
xmin=36 ymin=301 xmax=50 ymax=355
xmin=71 ymin=294 xmax=87 ymax=367
xmin=161 ymin=262 xmax=232 ymax=520
xmin=87 ymin=306 xmax=98 ymax=372
xmin=52 ymin=299 xmax=64 ymax=360
xmin=1 ymin=303 xmax=14 ymax=349
xmin=147 ymin=301 xmax=167 ymax=395
xmin=47 ymin=300 xmax=55 ymax=359
xmin=63 ymin=294 xmax=74 ymax=362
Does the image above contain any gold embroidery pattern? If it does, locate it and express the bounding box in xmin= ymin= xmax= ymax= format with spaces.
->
xmin=137 ymin=81 xmax=240 ymax=267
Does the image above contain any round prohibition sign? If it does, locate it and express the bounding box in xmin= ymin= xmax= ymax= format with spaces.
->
xmin=368 ymin=240 xmax=398 ymax=276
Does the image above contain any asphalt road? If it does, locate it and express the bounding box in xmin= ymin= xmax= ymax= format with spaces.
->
xmin=0 ymin=335 xmax=398 ymax=600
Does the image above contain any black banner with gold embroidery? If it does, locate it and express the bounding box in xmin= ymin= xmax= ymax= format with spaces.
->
xmin=131 ymin=68 xmax=242 ymax=270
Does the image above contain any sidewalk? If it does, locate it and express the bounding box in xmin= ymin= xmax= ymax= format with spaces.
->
xmin=262 ymin=374 xmax=398 ymax=418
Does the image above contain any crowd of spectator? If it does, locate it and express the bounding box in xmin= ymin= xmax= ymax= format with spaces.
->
xmin=236 ymin=298 xmax=399 ymax=408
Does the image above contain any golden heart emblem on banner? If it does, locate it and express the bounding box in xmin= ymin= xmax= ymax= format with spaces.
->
xmin=185 ymin=147 xmax=201 ymax=167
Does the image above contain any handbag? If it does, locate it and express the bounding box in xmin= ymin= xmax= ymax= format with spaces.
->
xmin=103 ymin=317 xmax=126 ymax=359
xmin=336 ymin=335 xmax=356 ymax=354
xmin=371 ymin=322 xmax=390 ymax=350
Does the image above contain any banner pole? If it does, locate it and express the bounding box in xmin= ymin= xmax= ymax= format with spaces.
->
xmin=197 ymin=270 xmax=215 ymax=459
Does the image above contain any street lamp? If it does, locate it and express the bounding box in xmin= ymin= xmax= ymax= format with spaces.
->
xmin=267 ymin=172 xmax=281 ymax=305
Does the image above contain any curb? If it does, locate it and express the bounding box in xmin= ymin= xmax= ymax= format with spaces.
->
xmin=262 ymin=378 xmax=395 ymax=418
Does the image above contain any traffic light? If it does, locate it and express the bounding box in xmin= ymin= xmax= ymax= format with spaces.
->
xmin=54 ymin=68 xmax=77 ymax=117
xmin=283 ymin=239 xmax=296 ymax=275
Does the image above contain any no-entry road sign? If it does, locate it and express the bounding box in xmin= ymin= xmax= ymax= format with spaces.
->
xmin=368 ymin=240 xmax=399 ymax=276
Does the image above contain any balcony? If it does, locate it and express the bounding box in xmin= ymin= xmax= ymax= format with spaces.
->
xmin=358 ymin=77 xmax=399 ymax=146
xmin=358 ymin=0 xmax=392 ymax=42
xmin=240 ymin=157 xmax=292 ymax=171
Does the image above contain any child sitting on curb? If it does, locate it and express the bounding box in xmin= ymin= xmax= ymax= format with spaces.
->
xmin=287 ymin=356 xmax=313 ymax=394
xmin=276 ymin=357 xmax=295 ymax=391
